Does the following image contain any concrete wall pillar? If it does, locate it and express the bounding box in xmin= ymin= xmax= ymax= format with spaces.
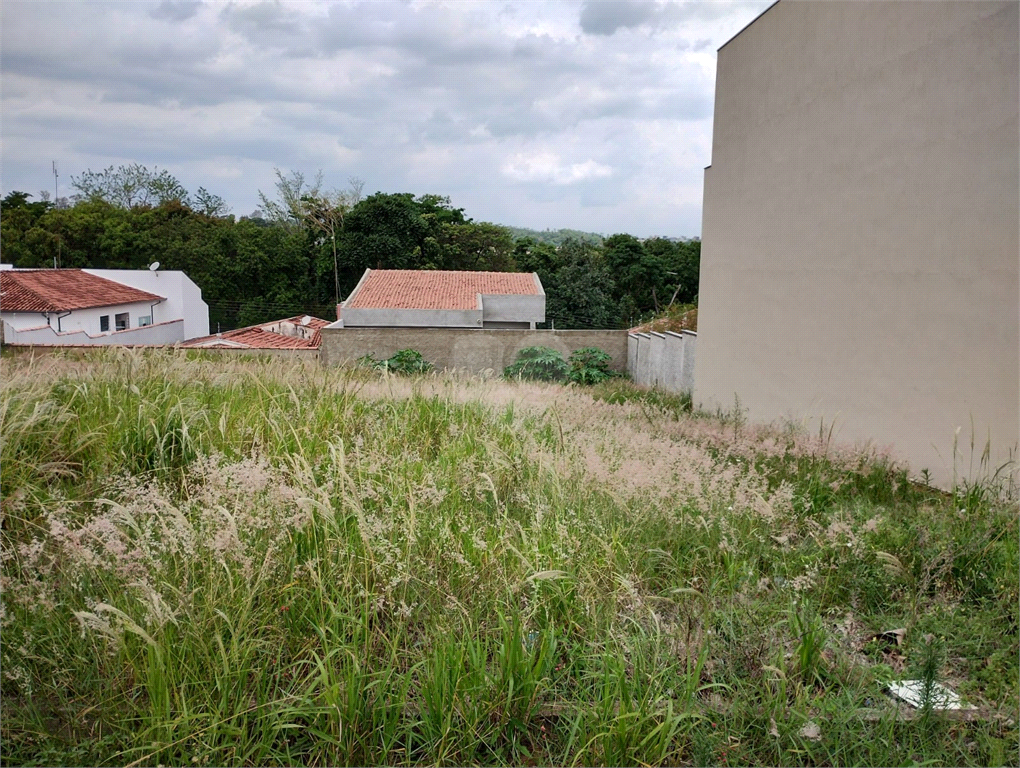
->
xmin=648 ymin=333 xmax=666 ymax=388
xmin=663 ymin=331 xmax=685 ymax=392
xmin=627 ymin=334 xmax=639 ymax=380
xmin=680 ymin=330 xmax=697 ymax=393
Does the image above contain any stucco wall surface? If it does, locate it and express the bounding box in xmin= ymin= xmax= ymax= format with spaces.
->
xmin=697 ymin=0 xmax=1019 ymax=488
xmin=320 ymin=328 xmax=628 ymax=374
xmin=481 ymin=294 xmax=545 ymax=324
xmin=339 ymin=307 xmax=482 ymax=328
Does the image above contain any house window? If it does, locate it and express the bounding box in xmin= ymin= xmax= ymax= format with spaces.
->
xmin=100 ymin=315 xmax=110 ymax=332
xmin=115 ymin=312 xmax=129 ymax=331
xmin=138 ymin=315 xmax=152 ymax=327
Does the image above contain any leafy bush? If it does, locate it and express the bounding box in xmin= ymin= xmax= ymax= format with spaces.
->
xmin=362 ymin=349 xmax=434 ymax=375
xmin=567 ymin=347 xmax=613 ymax=385
xmin=503 ymin=346 xmax=569 ymax=382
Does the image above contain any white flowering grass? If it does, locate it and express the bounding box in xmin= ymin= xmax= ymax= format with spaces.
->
xmin=1 ymin=348 xmax=1016 ymax=767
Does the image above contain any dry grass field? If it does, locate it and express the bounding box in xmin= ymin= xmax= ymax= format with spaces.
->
xmin=1 ymin=349 xmax=1016 ymax=766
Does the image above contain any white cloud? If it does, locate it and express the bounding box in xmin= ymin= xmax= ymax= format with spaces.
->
xmin=0 ymin=0 xmax=774 ymax=237
xmin=502 ymin=152 xmax=613 ymax=185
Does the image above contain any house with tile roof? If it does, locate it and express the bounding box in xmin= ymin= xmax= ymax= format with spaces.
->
xmin=0 ymin=267 xmax=208 ymax=346
xmin=182 ymin=315 xmax=329 ymax=351
xmin=331 ymin=269 xmax=545 ymax=330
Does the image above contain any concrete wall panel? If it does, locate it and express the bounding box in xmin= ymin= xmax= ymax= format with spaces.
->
xmin=341 ymin=308 xmax=482 ymax=328
xmin=681 ymin=331 xmax=697 ymax=394
xmin=648 ymin=333 xmax=666 ymax=388
xmin=634 ymin=334 xmax=651 ymax=386
xmin=697 ymin=0 xmax=1018 ymax=487
xmin=663 ymin=332 xmax=685 ymax=392
xmin=481 ymin=294 xmax=545 ymax=324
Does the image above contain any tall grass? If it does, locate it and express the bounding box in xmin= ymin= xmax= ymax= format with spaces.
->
xmin=1 ymin=348 xmax=1016 ymax=766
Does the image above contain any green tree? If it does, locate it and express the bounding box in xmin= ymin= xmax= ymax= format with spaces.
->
xmin=193 ymin=187 xmax=231 ymax=217
xmin=335 ymin=193 xmax=431 ymax=292
xmin=71 ymin=163 xmax=191 ymax=208
xmin=1 ymin=192 xmax=55 ymax=266
xmin=543 ymin=238 xmax=619 ymax=329
xmin=436 ymin=221 xmax=516 ymax=271
xmin=603 ymin=233 xmax=666 ymax=321
xmin=512 ymin=237 xmax=560 ymax=277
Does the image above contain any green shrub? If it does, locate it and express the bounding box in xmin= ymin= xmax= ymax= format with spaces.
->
xmin=567 ymin=347 xmax=614 ymax=385
xmin=365 ymin=349 xmax=434 ymax=375
xmin=503 ymin=346 xmax=569 ymax=382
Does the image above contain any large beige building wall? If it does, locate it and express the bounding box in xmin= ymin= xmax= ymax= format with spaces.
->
xmin=696 ymin=0 xmax=1018 ymax=488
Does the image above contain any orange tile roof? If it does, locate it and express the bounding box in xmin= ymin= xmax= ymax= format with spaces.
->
xmin=0 ymin=269 xmax=164 ymax=312
xmin=345 ymin=269 xmax=540 ymax=310
xmin=277 ymin=315 xmax=331 ymax=330
xmin=182 ymin=316 xmax=330 ymax=349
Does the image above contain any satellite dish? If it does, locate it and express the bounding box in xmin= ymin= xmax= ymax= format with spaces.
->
xmin=148 ymin=262 xmax=160 ymax=272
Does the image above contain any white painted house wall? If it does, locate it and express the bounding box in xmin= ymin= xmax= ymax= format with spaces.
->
xmin=3 ymin=300 xmax=155 ymax=333
xmin=83 ymin=269 xmax=209 ymax=340
xmin=2 ymin=299 xmax=186 ymax=345
xmin=5 ymin=319 xmax=185 ymax=346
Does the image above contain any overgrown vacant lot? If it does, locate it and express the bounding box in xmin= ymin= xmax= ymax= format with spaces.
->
xmin=1 ymin=350 xmax=1016 ymax=767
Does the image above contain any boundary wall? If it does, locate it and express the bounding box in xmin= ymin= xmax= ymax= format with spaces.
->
xmin=628 ymin=330 xmax=697 ymax=392
xmin=320 ymin=327 xmax=628 ymax=373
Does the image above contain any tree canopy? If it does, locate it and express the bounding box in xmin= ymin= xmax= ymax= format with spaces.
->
xmin=1 ymin=166 xmax=699 ymax=331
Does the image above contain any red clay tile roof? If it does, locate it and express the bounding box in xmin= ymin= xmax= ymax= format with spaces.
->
xmin=181 ymin=316 xmax=330 ymax=349
xmin=345 ymin=269 xmax=540 ymax=311
xmin=277 ymin=315 xmax=331 ymax=329
xmin=0 ymin=269 xmax=164 ymax=312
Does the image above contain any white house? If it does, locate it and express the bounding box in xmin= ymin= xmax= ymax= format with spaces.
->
xmin=0 ymin=268 xmax=209 ymax=346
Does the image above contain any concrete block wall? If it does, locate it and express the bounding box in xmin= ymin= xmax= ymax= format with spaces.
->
xmin=320 ymin=327 xmax=628 ymax=374
xmin=680 ymin=330 xmax=697 ymax=393
xmin=627 ymin=330 xmax=697 ymax=393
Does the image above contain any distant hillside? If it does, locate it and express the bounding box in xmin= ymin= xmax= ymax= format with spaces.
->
xmin=504 ymin=226 xmax=604 ymax=246
xmin=505 ymin=227 xmax=700 ymax=246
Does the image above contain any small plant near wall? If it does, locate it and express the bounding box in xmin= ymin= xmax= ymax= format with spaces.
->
xmin=567 ymin=347 xmax=614 ymax=384
xmin=504 ymin=346 xmax=569 ymax=382
xmin=504 ymin=345 xmax=616 ymax=385
xmin=361 ymin=349 xmax=434 ymax=375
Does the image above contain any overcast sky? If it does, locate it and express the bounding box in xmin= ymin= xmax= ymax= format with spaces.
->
xmin=2 ymin=0 xmax=772 ymax=238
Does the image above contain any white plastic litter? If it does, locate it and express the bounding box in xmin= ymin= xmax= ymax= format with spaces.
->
xmin=887 ymin=680 xmax=975 ymax=710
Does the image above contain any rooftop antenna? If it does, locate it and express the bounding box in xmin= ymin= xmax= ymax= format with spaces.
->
xmin=53 ymin=162 xmax=61 ymax=268
xmin=148 ymin=261 xmax=160 ymax=275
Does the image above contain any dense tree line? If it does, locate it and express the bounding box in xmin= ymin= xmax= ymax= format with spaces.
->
xmin=0 ymin=165 xmax=699 ymax=331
